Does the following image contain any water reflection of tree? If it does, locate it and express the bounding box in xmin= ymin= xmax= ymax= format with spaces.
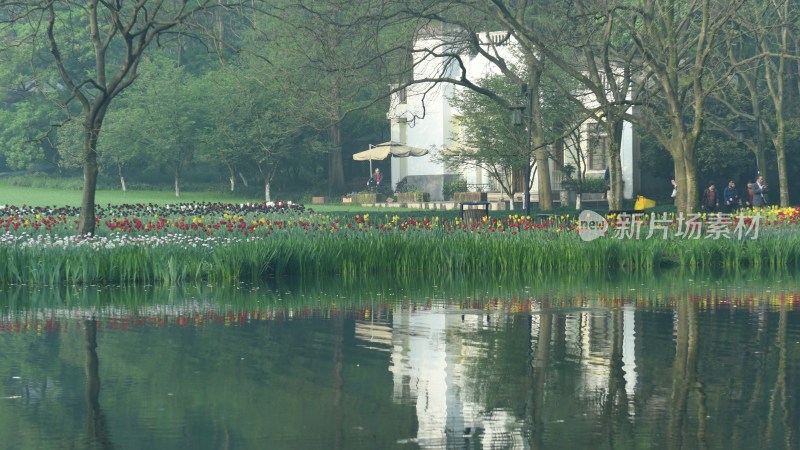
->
xmin=3 ymin=284 xmax=798 ymax=448
xmin=668 ymin=299 xmax=706 ymax=450
xmin=765 ymin=306 xmax=793 ymax=449
xmin=83 ymin=318 xmax=113 ymax=449
xmin=465 ymin=298 xmax=799 ymax=449
xmin=601 ymin=310 xmax=632 ymax=449
xmin=527 ymin=312 xmax=551 ymax=450
xmin=332 ymin=312 xmax=344 ymax=450
xmin=527 ymin=309 xmax=636 ymax=449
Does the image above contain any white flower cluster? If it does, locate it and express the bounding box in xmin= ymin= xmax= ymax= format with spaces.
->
xmin=0 ymin=232 xmax=262 ymax=251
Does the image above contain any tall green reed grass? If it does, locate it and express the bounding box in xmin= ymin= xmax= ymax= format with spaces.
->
xmin=2 ymin=230 xmax=800 ymax=286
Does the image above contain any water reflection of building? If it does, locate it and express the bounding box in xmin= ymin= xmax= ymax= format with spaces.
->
xmin=622 ymin=305 xmax=637 ymax=407
xmin=389 ymin=307 xmax=528 ymax=448
xmin=354 ymin=318 xmax=393 ymax=353
xmin=383 ymin=302 xmax=640 ymax=448
xmin=558 ymin=305 xmax=637 ymax=412
xmin=9 ymin=297 xmax=644 ymax=446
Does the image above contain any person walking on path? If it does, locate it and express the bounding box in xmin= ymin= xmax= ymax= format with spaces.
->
xmin=723 ymin=180 xmax=740 ymax=213
xmin=752 ymin=175 xmax=769 ymax=207
xmin=367 ymin=168 xmax=382 ymax=190
xmin=701 ymin=182 xmax=719 ymax=212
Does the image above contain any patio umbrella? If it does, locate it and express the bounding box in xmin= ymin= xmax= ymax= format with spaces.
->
xmin=352 ymin=141 xmax=429 ymax=173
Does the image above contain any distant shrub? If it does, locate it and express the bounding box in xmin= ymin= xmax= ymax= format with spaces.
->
xmin=8 ymin=175 xmax=84 ymax=190
xmin=394 ymin=178 xmax=419 ymax=193
xmin=582 ymin=177 xmax=610 ymax=193
xmin=443 ymin=178 xmax=468 ymax=200
xmin=561 ymin=176 xmax=609 ymax=193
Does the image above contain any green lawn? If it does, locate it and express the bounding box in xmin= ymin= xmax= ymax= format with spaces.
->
xmin=0 ymin=182 xmax=260 ymax=207
xmin=1 ymin=179 xmax=674 ymax=218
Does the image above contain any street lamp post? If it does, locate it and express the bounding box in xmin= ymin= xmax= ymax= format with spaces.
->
xmin=511 ymin=83 xmax=532 ymax=217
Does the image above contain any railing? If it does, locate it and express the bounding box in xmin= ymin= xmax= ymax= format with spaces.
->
xmin=467 ymin=183 xmax=490 ymax=192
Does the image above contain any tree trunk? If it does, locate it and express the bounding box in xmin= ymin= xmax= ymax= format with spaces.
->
xmin=77 ymin=126 xmax=100 ymax=236
xmin=609 ymin=155 xmax=623 ymax=210
xmin=774 ymin=133 xmax=789 ymax=206
xmin=534 ymin=147 xmax=552 ymax=209
xmin=174 ymin=169 xmax=181 ymax=197
xmin=765 ymin=7 xmax=789 ymax=207
xmin=117 ymin=162 xmax=127 ymax=193
xmin=766 ymin=51 xmax=787 ymax=206
xmin=239 ymin=171 xmax=249 ymax=187
xmin=229 ymin=166 xmax=236 ymax=192
xmin=607 ymin=119 xmax=625 ymax=210
xmin=327 ymin=123 xmax=345 ymax=196
xmin=214 ymin=10 xmax=225 ymax=56
xmin=530 ymin=71 xmax=553 ymax=210
xmin=673 ymin=157 xmax=688 ymax=213
xmin=264 ymin=181 xmax=271 ymax=202
xmin=513 ymin=167 xmax=527 ymax=194
xmin=498 ymin=173 xmax=516 ymax=210
xmin=683 ymin=149 xmax=699 ymax=214
xmin=664 ymin=135 xmax=698 ymax=214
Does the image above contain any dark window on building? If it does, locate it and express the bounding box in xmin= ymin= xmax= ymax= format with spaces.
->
xmin=398 ymin=86 xmax=407 ymax=104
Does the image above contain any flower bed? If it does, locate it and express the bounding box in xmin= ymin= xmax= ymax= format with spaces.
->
xmin=2 ymin=203 xmax=800 ymax=285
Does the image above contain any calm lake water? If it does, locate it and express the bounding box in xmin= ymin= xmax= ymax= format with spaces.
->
xmin=0 ymin=274 xmax=798 ymax=450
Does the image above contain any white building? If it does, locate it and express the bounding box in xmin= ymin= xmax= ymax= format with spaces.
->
xmin=388 ymin=26 xmax=640 ymax=202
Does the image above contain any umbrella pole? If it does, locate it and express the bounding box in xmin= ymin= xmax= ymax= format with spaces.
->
xmin=368 ymin=144 xmax=373 ymax=175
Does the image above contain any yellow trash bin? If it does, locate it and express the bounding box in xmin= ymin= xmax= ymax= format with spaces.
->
xmin=634 ymin=196 xmax=656 ymax=210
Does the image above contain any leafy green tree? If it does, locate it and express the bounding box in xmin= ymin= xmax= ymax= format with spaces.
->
xmin=335 ymin=1 xmax=581 ymax=209
xmin=0 ymin=98 xmax=60 ymax=171
xmin=57 ymin=98 xmax=148 ymax=193
xmin=0 ymin=47 xmax=64 ymax=171
xmin=195 ymin=70 xmax=255 ymax=193
xmin=541 ymin=0 xmax=640 ymax=211
xmin=397 ymin=0 xmax=746 ymax=213
xmin=446 ymin=70 xmax=585 ymax=208
xmin=445 ymin=75 xmax=528 ymax=203
xmin=1 ymin=0 xmax=243 ymax=234
xmin=569 ymin=0 xmax=737 ymax=213
xmin=709 ymin=1 xmax=800 ymax=206
xmin=98 ymin=104 xmax=150 ymax=192
xmin=133 ymin=61 xmax=206 ymax=197
xmin=244 ymin=0 xmax=398 ymax=197
xmin=195 ymin=65 xmax=327 ymax=201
